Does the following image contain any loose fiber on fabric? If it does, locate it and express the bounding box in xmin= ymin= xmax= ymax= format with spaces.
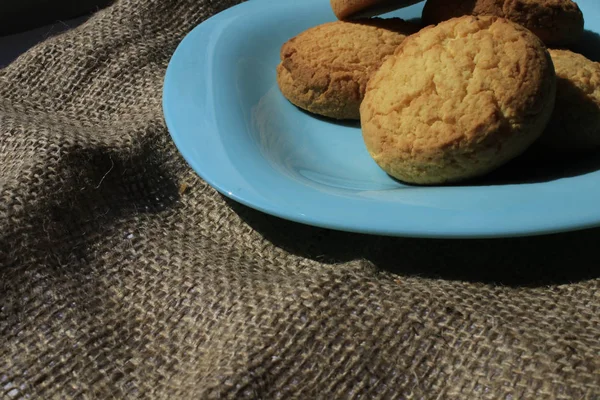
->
xmin=1 ymin=1 xmax=600 ymax=399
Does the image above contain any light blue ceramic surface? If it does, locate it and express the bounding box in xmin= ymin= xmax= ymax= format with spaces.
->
xmin=163 ymin=0 xmax=600 ymax=238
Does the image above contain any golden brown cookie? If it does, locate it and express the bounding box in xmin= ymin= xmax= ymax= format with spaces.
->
xmin=276 ymin=19 xmax=418 ymax=120
xmin=360 ymin=16 xmax=556 ymax=185
xmin=535 ymin=49 xmax=600 ymax=153
xmin=330 ymin=0 xmax=424 ymax=20
xmin=422 ymin=0 xmax=584 ymax=46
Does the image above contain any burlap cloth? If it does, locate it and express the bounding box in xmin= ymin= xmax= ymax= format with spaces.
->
xmin=1 ymin=1 xmax=600 ymax=398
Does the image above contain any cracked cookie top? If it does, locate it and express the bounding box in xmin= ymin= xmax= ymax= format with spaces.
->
xmin=360 ymin=15 xmax=556 ymax=184
xmin=422 ymin=0 xmax=584 ymax=46
xmin=276 ymin=19 xmax=419 ymax=120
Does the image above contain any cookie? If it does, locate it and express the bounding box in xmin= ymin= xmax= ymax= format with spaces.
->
xmin=330 ymin=0 xmax=424 ymax=20
xmin=422 ymin=0 xmax=584 ymax=46
xmin=277 ymin=19 xmax=418 ymax=120
xmin=360 ymin=16 xmax=556 ymax=185
xmin=535 ymin=49 xmax=600 ymax=153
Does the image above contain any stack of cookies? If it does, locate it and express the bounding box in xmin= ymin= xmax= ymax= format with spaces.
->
xmin=276 ymin=0 xmax=600 ymax=185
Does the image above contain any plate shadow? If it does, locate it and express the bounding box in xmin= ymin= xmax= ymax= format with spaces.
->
xmin=225 ymin=196 xmax=600 ymax=288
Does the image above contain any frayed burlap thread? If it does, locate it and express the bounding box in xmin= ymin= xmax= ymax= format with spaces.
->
xmin=1 ymin=1 xmax=600 ymax=399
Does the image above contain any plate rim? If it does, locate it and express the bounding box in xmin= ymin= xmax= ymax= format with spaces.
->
xmin=163 ymin=0 xmax=600 ymax=239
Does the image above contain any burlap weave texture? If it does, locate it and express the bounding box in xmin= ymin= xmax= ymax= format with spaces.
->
xmin=1 ymin=0 xmax=600 ymax=398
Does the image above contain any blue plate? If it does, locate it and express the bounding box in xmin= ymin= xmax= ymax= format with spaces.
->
xmin=163 ymin=0 xmax=600 ymax=238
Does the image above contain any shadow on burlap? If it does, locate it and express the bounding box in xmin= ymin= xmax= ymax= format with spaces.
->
xmin=0 ymin=0 xmax=599 ymax=399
